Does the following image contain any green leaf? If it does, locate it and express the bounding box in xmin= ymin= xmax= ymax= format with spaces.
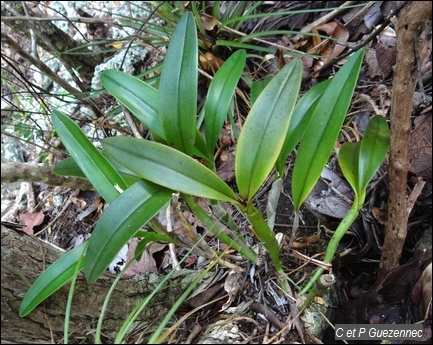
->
xmin=19 ymin=242 xmax=87 ymax=317
xmin=102 ymin=137 xmax=239 ymax=203
xmin=204 ymin=49 xmax=246 ymax=154
xmin=54 ymin=156 xmax=87 ymax=178
xmin=54 ymin=155 xmax=141 ymax=186
xmin=51 ymin=109 xmax=127 ymax=203
xmin=338 ymin=141 xmax=361 ymax=198
xmin=235 ymin=59 xmax=303 ymax=202
xmin=100 ymin=70 xmax=165 ymax=140
xmin=291 ymin=49 xmax=364 ymax=210
xmin=275 ymin=78 xmax=332 ymax=176
xmin=84 ymin=180 xmax=172 ymax=283
xmin=250 ymin=77 xmax=271 ymax=105
xmin=358 ymin=116 xmax=390 ymax=192
xmin=159 ymin=12 xmax=198 ymax=155
xmin=339 ymin=115 xmax=390 ymax=200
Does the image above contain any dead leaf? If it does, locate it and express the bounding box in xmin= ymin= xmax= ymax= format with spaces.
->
xmin=306 ymin=168 xmax=354 ymax=219
xmin=221 ymin=269 xmax=243 ymax=311
xmin=199 ymin=52 xmax=225 ymax=73
xmin=200 ymin=13 xmax=220 ymax=31
xmin=19 ymin=210 xmax=45 ymax=235
xmin=375 ymin=26 xmax=397 ymax=79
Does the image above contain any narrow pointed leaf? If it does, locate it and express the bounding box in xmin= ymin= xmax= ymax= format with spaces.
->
xmin=85 ymin=180 xmax=172 ymax=283
xmin=205 ymin=49 xmax=246 ymax=154
xmin=235 ymin=59 xmax=303 ymax=202
xmin=292 ymin=49 xmax=364 ymax=210
xmin=159 ymin=12 xmax=198 ymax=155
xmin=102 ymin=137 xmax=239 ymax=203
xmin=100 ymin=70 xmax=165 ymax=139
xmin=358 ymin=116 xmax=390 ymax=191
xmin=275 ymin=78 xmax=332 ymax=176
xmin=19 ymin=242 xmax=87 ymax=317
xmin=338 ymin=141 xmax=361 ymax=198
xmin=51 ymin=109 xmax=127 ymax=203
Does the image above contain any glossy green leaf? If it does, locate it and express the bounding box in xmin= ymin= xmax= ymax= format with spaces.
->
xmin=250 ymin=77 xmax=271 ymax=105
xmin=54 ymin=156 xmax=87 ymax=178
xmin=292 ymin=49 xmax=364 ymax=210
xmin=275 ymin=78 xmax=332 ymax=176
xmin=102 ymin=137 xmax=239 ymax=203
xmin=339 ymin=116 xmax=390 ymax=199
xmin=84 ymin=180 xmax=172 ymax=283
xmin=159 ymin=12 xmax=198 ymax=155
xmin=205 ymin=49 xmax=246 ymax=154
xmin=100 ymin=70 xmax=165 ymax=140
xmin=358 ymin=116 xmax=390 ymax=192
xmin=235 ymin=59 xmax=303 ymax=202
xmin=19 ymin=242 xmax=87 ymax=317
xmin=338 ymin=141 xmax=361 ymax=197
xmin=51 ymin=109 xmax=127 ymax=203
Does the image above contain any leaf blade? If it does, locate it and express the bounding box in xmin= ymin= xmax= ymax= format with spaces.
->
xmin=275 ymin=78 xmax=332 ymax=176
xmin=102 ymin=137 xmax=239 ymax=203
xmin=204 ymin=49 xmax=246 ymax=154
xmin=19 ymin=242 xmax=87 ymax=317
xmin=291 ymin=49 xmax=365 ymax=210
xmin=358 ymin=116 xmax=390 ymax=192
xmin=235 ymin=59 xmax=303 ymax=202
xmin=51 ymin=109 xmax=127 ymax=203
xmin=84 ymin=180 xmax=172 ymax=283
xmin=159 ymin=12 xmax=198 ymax=155
xmin=100 ymin=70 xmax=165 ymax=139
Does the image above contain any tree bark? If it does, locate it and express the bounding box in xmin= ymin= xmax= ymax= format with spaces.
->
xmin=1 ymin=225 xmax=191 ymax=344
xmin=1 ymin=162 xmax=94 ymax=191
xmin=379 ymin=1 xmax=432 ymax=283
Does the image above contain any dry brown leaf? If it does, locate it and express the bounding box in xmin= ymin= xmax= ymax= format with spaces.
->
xmin=18 ymin=210 xmax=45 ymax=235
xmin=200 ymin=13 xmax=220 ymax=31
xmin=199 ymin=52 xmax=225 ymax=73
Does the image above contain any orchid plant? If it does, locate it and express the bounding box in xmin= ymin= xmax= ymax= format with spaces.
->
xmin=20 ymin=12 xmax=389 ymax=323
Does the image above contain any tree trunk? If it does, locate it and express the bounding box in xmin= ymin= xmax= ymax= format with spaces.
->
xmin=1 ymin=225 xmax=190 ymax=344
xmin=378 ymin=1 xmax=432 ymax=284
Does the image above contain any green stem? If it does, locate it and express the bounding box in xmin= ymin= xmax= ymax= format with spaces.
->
xmin=182 ymin=194 xmax=258 ymax=263
xmin=300 ymin=195 xmax=363 ymax=301
xmin=242 ymin=204 xmax=282 ymax=273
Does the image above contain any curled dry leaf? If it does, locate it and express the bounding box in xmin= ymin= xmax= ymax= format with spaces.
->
xmin=221 ymin=269 xmax=243 ymax=311
xmin=314 ymin=24 xmax=350 ymax=72
xmin=18 ymin=210 xmax=45 ymax=235
xmin=199 ymin=52 xmax=225 ymax=73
